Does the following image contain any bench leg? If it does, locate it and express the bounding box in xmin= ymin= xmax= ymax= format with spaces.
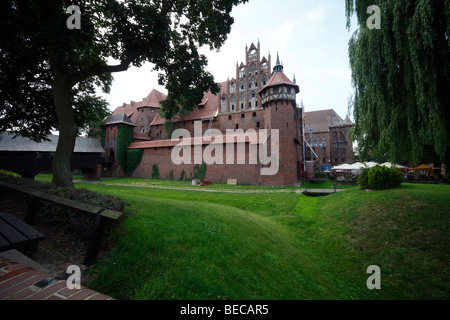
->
xmin=84 ymin=215 xmax=107 ymax=266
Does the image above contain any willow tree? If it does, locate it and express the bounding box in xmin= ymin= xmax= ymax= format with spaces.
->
xmin=0 ymin=0 xmax=246 ymax=187
xmin=345 ymin=0 xmax=450 ymax=167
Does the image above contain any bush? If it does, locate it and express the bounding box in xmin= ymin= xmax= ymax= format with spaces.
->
xmin=168 ymin=169 xmax=174 ymax=181
xmin=361 ymin=165 xmax=404 ymax=190
xmin=193 ymin=162 xmax=207 ymax=182
xmin=151 ymin=164 xmax=160 ymax=179
xmin=179 ymin=169 xmax=186 ymax=181
xmin=357 ymin=167 xmax=370 ymax=189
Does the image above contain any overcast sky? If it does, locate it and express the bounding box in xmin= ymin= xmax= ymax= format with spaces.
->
xmin=98 ymin=0 xmax=358 ymax=121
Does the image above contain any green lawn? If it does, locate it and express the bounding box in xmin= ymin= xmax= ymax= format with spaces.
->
xmin=77 ymin=180 xmax=449 ymax=300
xmin=35 ymin=173 xmax=84 ymax=183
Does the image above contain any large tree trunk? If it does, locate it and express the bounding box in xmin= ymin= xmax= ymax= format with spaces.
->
xmin=50 ymin=58 xmax=78 ymax=187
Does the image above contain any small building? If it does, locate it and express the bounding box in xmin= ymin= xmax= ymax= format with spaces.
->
xmin=0 ymin=131 xmax=105 ymax=179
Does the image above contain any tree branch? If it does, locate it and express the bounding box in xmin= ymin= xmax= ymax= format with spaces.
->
xmin=68 ymin=58 xmax=134 ymax=87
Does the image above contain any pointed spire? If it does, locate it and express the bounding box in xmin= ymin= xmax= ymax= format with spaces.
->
xmin=293 ymin=74 xmax=296 ymax=84
xmin=273 ymin=52 xmax=283 ymax=73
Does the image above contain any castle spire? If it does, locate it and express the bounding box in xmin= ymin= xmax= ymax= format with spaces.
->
xmin=273 ymin=52 xmax=283 ymax=73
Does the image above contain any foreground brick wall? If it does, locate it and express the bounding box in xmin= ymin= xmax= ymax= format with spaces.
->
xmin=132 ymin=142 xmax=275 ymax=186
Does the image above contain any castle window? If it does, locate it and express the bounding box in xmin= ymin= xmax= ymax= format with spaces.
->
xmin=230 ymin=95 xmax=236 ymax=111
xmin=262 ymin=75 xmax=268 ymax=86
xmin=241 ymin=114 xmax=245 ymax=119
xmin=221 ymin=97 xmax=227 ymax=113
xmin=273 ymin=88 xmax=279 ymax=94
xmin=228 ymin=115 xmax=232 ymax=120
xmin=239 ymin=94 xmax=245 ymax=110
xmin=257 ymin=122 xmax=260 ymax=128
xmin=235 ymin=124 xmax=239 ymax=129
xmin=151 ymin=109 xmax=154 ymax=112
xmin=239 ymin=80 xmax=245 ymax=92
xmin=252 ymin=112 xmax=256 ymax=117
xmin=286 ymin=88 xmax=291 ymax=94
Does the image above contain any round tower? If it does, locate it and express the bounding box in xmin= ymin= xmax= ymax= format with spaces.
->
xmin=258 ymin=54 xmax=302 ymax=186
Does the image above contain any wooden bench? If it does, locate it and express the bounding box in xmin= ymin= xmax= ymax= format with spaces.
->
xmin=0 ymin=180 xmax=125 ymax=266
xmin=0 ymin=212 xmax=45 ymax=258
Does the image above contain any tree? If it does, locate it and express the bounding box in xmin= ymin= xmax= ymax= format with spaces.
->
xmin=345 ymin=0 xmax=450 ymax=168
xmin=0 ymin=0 xmax=247 ymax=187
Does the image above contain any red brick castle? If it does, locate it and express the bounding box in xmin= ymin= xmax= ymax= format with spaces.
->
xmin=101 ymin=42 xmax=352 ymax=186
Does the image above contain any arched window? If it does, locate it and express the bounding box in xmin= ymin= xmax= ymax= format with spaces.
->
xmin=221 ymin=96 xmax=227 ymax=113
xmin=261 ymin=75 xmax=268 ymax=87
xmin=250 ymin=77 xmax=257 ymax=90
xmin=239 ymin=94 xmax=245 ymax=110
xmin=230 ymin=82 xmax=236 ymax=94
xmin=250 ymin=91 xmax=257 ymax=109
xmin=230 ymin=95 xmax=236 ymax=111
xmin=239 ymin=80 xmax=245 ymax=92
xmin=249 ymin=64 xmax=257 ymax=76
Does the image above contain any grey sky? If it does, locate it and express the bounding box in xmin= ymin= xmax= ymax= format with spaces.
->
xmin=99 ymin=0 xmax=357 ymax=121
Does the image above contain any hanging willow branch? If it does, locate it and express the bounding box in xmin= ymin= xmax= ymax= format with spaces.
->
xmin=345 ymin=0 xmax=450 ymax=165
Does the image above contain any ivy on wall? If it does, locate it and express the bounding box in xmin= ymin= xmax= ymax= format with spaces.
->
xmin=126 ymin=149 xmax=144 ymax=175
xmin=116 ymin=124 xmax=143 ymax=175
xmin=101 ymin=126 xmax=106 ymax=148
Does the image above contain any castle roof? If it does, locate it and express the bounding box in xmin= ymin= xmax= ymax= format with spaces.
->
xmin=150 ymin=88 xmax=222 ymax=126
xmin=128 ymin=131 xmax=269 ymax=149
xmin=0 ymin=131 xmax=105 ymax=153
xmin=102 ymin=113 xmax=137 ymax=126
xmin=261 ymin=71 xmax=300 ymax=93
xmin=111 ymin=89 xmax=166 ymax=124
xmin=304 ymin=109 xmax=352 ymax=133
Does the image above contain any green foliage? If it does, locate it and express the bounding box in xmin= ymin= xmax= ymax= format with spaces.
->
xmin=357 ymin=167 xmax=370 ymax=189
xmin=168 ymin=169 xmax=174 ymax=181
xmin=345 ymin=0 xmax=450 ymax=166
xmin=116 ymin=124 xmax=135 ymax=174
xmin=361 ymin=165 xmax=404 ymax=190
xmin=83 ymin=181 xmax=450 ymax=300
xmin=125 ymin=149 xmax=144 ymax=175
xmin=101 ymin=127 xmax=106 ymax=148
xmin=193 ymin=162 xmax=207 ymax=181
xmin=151 ymin=164 xmax=160 ymax=179
xmin=179 ymin=169 xmax=186 ymax=181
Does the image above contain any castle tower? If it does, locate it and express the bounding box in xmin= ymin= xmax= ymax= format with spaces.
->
xmin=258 ymin=54 xmax=302 ymax=186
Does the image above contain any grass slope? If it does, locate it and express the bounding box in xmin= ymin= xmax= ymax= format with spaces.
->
xmin=78 ymin=181 xmax=449 ymax=300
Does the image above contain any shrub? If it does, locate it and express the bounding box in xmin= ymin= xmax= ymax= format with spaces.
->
xmin=357 ymin=167 xmax=370 ymax=190
xmin=193 ymin=162 xmax=207 ymax=182
xmin=168 ymin=169 xmax=174 ymax=181
xmin=179 ymin=169 xmax=186 ymax=181
xmin=363 ymin=165 xmax=404 ymax=190
xmin=151 ymin=164 xmax=160 ymax=179
xmin=388 ymin=166 xmax=405 ymax=188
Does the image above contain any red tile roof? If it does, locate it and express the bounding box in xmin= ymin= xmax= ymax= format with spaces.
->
xmin=112 ymin=89 xmax=167 ymax=124
xmin=128 ymin=131 xmax=269 ymax=149
xmin=150 ymin=90 xmax=220 ymax=126
xmin=133 ymin=132 xmax=151 ymax=141
xmin=260 ymin=71 xmax=299 ymax=93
